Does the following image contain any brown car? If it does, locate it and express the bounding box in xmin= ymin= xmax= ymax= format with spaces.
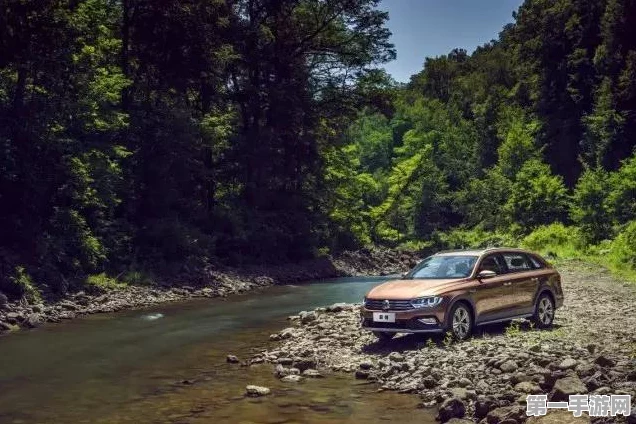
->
xmin=361 ymin=248 xmax=564 ymax=341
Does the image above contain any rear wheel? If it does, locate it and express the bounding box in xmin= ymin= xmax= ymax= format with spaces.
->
xmin=449 ymin=303 xmax=473 ymax=341
xmin=373 ymin=331 xmax=394 ymax=342
xmin=532 ymin=294 xmax=555 ymax=328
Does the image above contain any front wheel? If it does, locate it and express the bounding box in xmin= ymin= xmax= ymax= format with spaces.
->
xmin=532 ymin=294 xmax=555 ymax=328
xmin=449 ymin=303 xmax=473 ymax=341
xmin=373 ymin=331 xmax=394 ymax=342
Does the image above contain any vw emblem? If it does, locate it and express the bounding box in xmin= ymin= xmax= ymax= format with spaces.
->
xmin=382 ymin=299 xmax=390 ymax=311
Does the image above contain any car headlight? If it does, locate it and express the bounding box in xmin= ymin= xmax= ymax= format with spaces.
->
xmin=410 ymin=296 xmax=443 ymax=308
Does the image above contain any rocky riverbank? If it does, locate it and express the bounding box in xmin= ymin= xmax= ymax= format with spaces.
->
xmin=0 ymin=248 xmax=420 ymax=335
xmin=250 ymin=261 xmax=636 ymax=424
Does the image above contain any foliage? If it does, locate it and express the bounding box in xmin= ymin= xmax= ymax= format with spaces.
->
xmin=86 ymin=273 xmax=126 ymax=290
xmin=521 ymin=223 xmax=585 ymax=259
xmin=504 ymin=160 xmax=570 ymax=230
xmin=2 ymin=0 xmax=636 ymax=297
xmin=607 ymin=221 xmax=636 ymax=273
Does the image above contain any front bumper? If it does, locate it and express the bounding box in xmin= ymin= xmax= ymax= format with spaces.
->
xmin=360 ymin=306 xmax=447 ymax=333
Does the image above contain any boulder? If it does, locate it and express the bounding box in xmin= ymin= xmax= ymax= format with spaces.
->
xmin=281 ymin=375 xmax=302 ymax=383
xmin=551 ymin=375 xmax=587 ymax=401
xmin=245 ymin=385 xmax=271 ymax=397
xmin=24 ymin=313 xmax=41 ymax=328
xmin=299 ymin=310 xmax=318 ymax=324
xmin=0 ymin=321 xmax=12 ymax=332
xmin=436 ymin=397 xmax=466 ymax=423
xmin=0 ymin=292 xmax=8 ymax=309
xmin=226 ymin=355 xmax=240 ymax=363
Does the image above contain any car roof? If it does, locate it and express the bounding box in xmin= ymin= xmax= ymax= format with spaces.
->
xmin=434 ymin=247 xmax=533 ymax=257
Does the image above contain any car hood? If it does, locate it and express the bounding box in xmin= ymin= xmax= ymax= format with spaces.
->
xmin=366 ymin=278 xmax=467 ymax=300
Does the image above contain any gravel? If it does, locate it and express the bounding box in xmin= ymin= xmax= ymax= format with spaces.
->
xmin=252 ymin=261 xmax=636 ymax=423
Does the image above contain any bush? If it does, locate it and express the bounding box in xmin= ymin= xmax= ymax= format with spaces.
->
xmin=607 ymin=154 xmax=636 ymax=224
xmin=8 ymin=266 xmax=42 ymax=303
xmin=86 ymin=273 xmax=126 ymax=290
xmin=570 ymin=168 xmax=612 ymax=243
xmin=521 ymin=223 xmax=584 ymax=259
xmin=607 ymin=221 xmax=636 ymax=272
xmin=436 ymin=227 xmax=518 ymax=250
xmin=505 ymin=160 xmax=570 ymax=229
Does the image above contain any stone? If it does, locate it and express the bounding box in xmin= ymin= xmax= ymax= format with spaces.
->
xmin=499 ymin=360 xmax=518 ymax=373
xmin=281 ymin=375 xmax=302 ymax=383
xmin=326 ymin=303 xmax=350 ymax=313
xmin=299 ymin=310 xmax=318 ymax=324
xmin=226 ymin=355 xmax=239 ymax=363
xmin=302 ymin=369 xmax=323 ymax=378
xmin=355 ymin=369 xmax=369 ymax=379
xmin=526 ymin=410 xmax=590 ymax=423
xmin=551 ymin=375 xmax=587 ymax=401
xmin=485 ymin=405 xmax=525 ymax=424
xmin=422 ymin=376 xmax=437 ymax=389
xmin=594 ymin=355 xmax=615 ymax=368
xmin=446 ymin=419 xmax=474 ymax=424
xmin=24 ymin=313 xmax=41 ymax=328
xmin=245 ymin=385 xmax=271 ymax=397
xmin=558 ymin=358 xmax=578 ymax=370
xmin=388 ymin=352 xmax=404 ymax=362
xmin=0 ymin=292 xmax=8 ymax=309
xmin=514 ymin=381 xmax=541 ymax=394
xmin=359 ymin=361 xmax=374 ymax=370
xmin=458 ymin=377 xmax=472 ymax=387
xmin=436 ymin=397 xmax=466 ymax=423
xmin=474 ymin=398 xmax=496 ymax=419
xmin=0 ymin=321 xmax=11 ymax=332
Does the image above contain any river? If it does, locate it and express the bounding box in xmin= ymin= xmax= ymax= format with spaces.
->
xmin=0 ymin=276 xmax=437 ymax=424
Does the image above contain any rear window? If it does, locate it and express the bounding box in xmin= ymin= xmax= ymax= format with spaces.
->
xmin=502 ymin=253 xmax=533 ymax=272
xmin=527 ymin=254 xmax=546 ymax=269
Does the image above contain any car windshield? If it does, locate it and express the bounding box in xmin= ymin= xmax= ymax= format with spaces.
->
xmin=405 ymin=255 xmax=478 ymax=279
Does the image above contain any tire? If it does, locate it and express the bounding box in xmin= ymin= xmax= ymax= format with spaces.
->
xmin=449 ymin=303 xmax=473 ymax=341
xmin=373 ymin=331 xmax=394 ymax=342
xmin=532 ymin=293 xmax=555 ymax=328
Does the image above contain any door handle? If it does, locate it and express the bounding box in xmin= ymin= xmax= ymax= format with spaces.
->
xmin=503 ymin=282 xmax=512 ymax=286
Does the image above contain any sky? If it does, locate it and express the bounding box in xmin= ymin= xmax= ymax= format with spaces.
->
xmin=378 ymin=0 xmax=524 ymax=82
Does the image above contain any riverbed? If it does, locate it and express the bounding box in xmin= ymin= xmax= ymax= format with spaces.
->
xmin=0 ymin=276 xmax=437 ymax=424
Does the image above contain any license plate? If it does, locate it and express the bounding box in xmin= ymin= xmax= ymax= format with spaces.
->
xmin=373 ymin=312 xmax=395 ymax=323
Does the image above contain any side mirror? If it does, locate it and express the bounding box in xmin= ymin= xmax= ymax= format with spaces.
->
xmin=477 ymin=270 xmax=496 ymax=279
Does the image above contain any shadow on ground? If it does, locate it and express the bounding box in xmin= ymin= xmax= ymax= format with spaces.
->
xmin=361 ymin=320 xmax=563 ymax=354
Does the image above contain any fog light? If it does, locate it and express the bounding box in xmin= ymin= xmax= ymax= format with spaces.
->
xmin=418 ymin=318 xmax=437 ymax=325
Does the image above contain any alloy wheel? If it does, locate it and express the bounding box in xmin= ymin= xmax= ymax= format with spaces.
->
xmin=452 ymin=305 xmax=471 ymax=340
xmin=537 ymin=296 xmax=554 ymax=325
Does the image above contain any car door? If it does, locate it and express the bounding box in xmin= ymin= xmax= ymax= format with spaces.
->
xmin=472 ymin=253 xmax=513 ymax=323
xmin=501 ymin=252 xmax=540 ymax=315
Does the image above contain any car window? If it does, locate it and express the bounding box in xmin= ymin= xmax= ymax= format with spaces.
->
xmin=478 ymin=254 xmax=505 ymax=275
xmin=502 ymin=253 xmax=532 ymax=272
xmin=527 ymin=254 xmax=544 ymax=269
xmin=408 ymin=255 xmax=478 ymax=279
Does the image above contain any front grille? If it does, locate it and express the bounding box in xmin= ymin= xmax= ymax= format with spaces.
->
xmin=364 ymin=299 xmax=413 ymax=311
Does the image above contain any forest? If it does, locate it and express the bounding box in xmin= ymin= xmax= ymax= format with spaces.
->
xmin=1 ymin=0 xmax=636 ymax=300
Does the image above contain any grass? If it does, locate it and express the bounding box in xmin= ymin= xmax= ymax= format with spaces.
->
xmin=85 ymin=273 xmax=127 ymax=290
